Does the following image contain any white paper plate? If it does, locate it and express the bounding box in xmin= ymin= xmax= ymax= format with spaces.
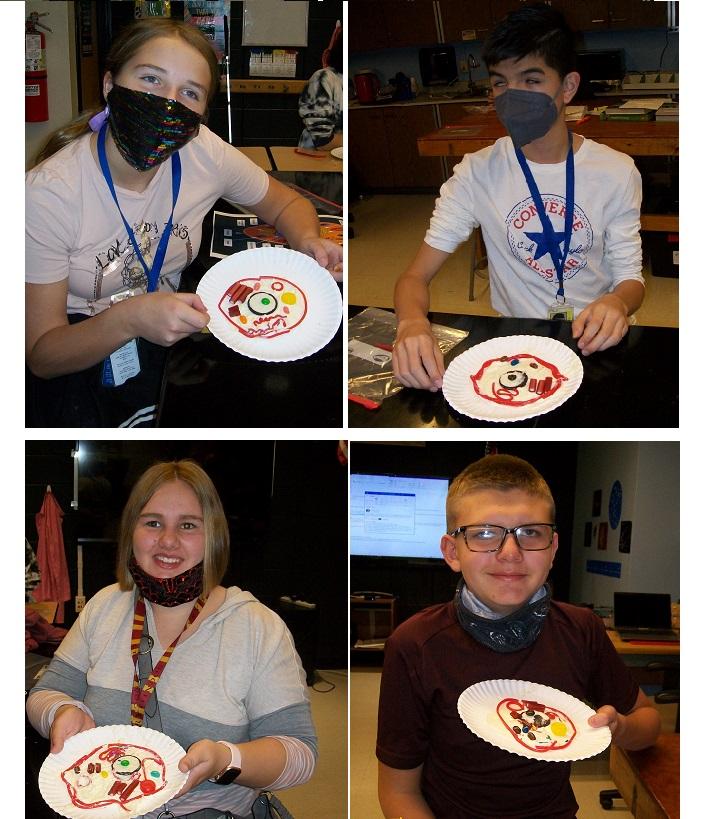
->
xmin=197 ymin=247 xmax=342 ymax=361
xmin=457 ymin=679 xmax=611 ymax=763
xmin=443 ymin=335 xmax=583 ymax=422
xmin=330 ymin=146 xmax=343 ymax=159
xmin=38 ymin=724 xmax=188 ymax=819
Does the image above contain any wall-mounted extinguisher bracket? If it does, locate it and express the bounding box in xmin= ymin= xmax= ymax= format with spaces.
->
xmin=26 ymin=11 xmax=52 ymax=123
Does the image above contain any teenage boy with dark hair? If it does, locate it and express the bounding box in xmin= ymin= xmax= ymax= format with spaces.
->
xmin=392 ymin=4 xmax=645 ymax=391
xmin=377 ymin=455 xmax=660 ymax=819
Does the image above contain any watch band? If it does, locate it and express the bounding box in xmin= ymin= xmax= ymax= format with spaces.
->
xmin=209 ymin=741 xmax=242 ymax=784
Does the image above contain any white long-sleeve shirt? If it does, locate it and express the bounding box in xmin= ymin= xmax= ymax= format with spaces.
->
xmin=425 ymin=135 xmax=644 ymax=318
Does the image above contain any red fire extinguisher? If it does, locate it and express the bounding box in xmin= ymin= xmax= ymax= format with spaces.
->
xmin=26 ymin=11 xmax=52 ymax=123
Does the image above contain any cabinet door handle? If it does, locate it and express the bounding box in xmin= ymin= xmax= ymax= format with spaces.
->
xmin=611 ymin=17 xmax=628 ymax=23
xmin=591 ymin=18 xmax=606 ymax=23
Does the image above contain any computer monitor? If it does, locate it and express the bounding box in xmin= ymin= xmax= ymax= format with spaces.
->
xmin=350 ymin=473 xmax=449 ymax=561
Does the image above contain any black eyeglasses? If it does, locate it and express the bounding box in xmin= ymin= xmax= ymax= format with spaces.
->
xmin=449 ymin=523 xmax=556 ymax=553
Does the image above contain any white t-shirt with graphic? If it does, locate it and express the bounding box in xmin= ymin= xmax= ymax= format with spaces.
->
xmin=424 ymin=136 xmax=644 ymax=318
xmin=26 ymin=126 xmax=269 ymax=316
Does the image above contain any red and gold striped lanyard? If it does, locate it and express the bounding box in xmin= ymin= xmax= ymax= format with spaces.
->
xmin=130 ymin=595 xmax=205 ymax=726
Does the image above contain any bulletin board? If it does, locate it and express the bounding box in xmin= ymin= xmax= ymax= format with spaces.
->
xmin=242 ymin=0 xmax=309 ymax=46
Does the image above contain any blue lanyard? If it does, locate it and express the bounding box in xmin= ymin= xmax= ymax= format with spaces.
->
xmin=97 ymin=121 xmax=181 ymax=293
xmin=514 ymin=131 xmax=575 ymax=301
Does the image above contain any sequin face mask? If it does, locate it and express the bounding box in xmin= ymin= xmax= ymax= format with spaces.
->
xmin=128 ymin=554 xmax=204 ymax=606
xmin=106 ymin=84 xmax=202 ymax=171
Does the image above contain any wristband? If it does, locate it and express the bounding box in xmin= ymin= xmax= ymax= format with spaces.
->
xmin=209 ymin=740 xmax=242 ymax=785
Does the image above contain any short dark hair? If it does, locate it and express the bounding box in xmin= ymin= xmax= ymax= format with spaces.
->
xmin=482 ymin=3 xmax=577 ymax=79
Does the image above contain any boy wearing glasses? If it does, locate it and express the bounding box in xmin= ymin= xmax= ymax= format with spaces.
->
xmin=377 ymin=455 xmax=660 ymax=819
xmin=392 ymin=3 xmax=645 ymax=391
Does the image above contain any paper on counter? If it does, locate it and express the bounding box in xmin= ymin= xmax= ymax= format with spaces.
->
xmin=619 ymin=98 xmax=668 ymax=111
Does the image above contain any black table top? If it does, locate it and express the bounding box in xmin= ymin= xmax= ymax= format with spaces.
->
xmin=157 ymin=316 xmax=342 ymax=428
xmin=158 ymin=170 xmax=343 ymax=428
xmin=349 ymin=313 xmax=678 ymax=429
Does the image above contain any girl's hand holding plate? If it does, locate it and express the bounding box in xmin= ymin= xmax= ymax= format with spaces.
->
xmin=50 ymin=704 xmax=96 ymax=754
xmin=297 ymin=236 xmax=343 ymax=280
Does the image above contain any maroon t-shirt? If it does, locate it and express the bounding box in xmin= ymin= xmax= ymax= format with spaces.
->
xmin=377 ymin=600 xmax=639 ymax=819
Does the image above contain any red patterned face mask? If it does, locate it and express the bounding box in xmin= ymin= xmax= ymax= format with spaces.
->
xmin=128 ymin=555 xmax=204 ymax=606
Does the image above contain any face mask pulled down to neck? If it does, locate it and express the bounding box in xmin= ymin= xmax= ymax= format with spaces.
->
xmin=494 ymin=88 xmax=560 ymax=148
xmin=106 ymin=84 xmax=202 ymax=171
xmin=129 ymin=555 xmax=204 ymax=606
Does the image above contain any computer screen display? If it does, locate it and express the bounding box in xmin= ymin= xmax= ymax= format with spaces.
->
xmin=350 ymin=473 xmax=449 ymax=560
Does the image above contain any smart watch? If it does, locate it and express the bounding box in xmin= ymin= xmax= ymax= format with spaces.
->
xmin=209 ymin=741 xmax=242 ymax=785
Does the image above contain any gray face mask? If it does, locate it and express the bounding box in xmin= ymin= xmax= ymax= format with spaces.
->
xmin=454 ymin=578 xmax=552 ymax=653
xmin=494 ymin=88 xmax=559 ymax=147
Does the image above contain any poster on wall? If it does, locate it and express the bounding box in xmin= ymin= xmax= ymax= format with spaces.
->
xmin=597 ymin=521 xmax=608 ymax=550
xmin=185 ymin=1 xmax=230 ymax=63
xmin=608 ymin=480 xmax=622 ymax=529
xmin=592 ymin=489 xmax=601 ymax=517
xmin=583 ymin=521 xmax=592 ymax=548
xmin=618 ymin=520 xmax=632 ymax=553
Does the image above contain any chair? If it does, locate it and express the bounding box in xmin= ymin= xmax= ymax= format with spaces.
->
xmin=647 ymin=660 xmax=679 ymax=733
xmin=599 ymin=659 xmax=680 ymax=810
xmin=468 ymin=226 xmax=488 ymax=301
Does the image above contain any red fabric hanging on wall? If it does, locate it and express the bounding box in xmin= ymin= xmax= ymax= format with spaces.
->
xmin=33 ymin=487 xmax=71 ymax=623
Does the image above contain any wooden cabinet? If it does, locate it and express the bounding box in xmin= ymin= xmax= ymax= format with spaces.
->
xmin=350 ymin=0 xmax=438 ymax=52
xmin=383 ymin=105 xmax=444 ymax=188
xmin=350 ymin=104 xmax=445 ymax=191
xmin=560 ymin=0 xmax=670 ymax=31
xmin=438 ymin=0 xmax=493 ymax=44
xmin=351 ymin=594 xmax=398 ymax=650
xmin=349 ymin=108 xmax=395 ymax=189
xmin=609 ymin=0 xmax=669 ymax=29
xmin=351 ymin=0 xmax=672 ymax=53
xmin=349 ymin=0 xmax=389 ymax=52
xmin=382 ymin=0 xmax=439 ymax=48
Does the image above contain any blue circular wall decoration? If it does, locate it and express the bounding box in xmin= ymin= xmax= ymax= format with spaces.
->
xmin=609 ymin=480 xmax=622 ymax=530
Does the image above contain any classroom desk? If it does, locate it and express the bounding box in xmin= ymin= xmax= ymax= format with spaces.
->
xmin=236 ymin=146 xmax=273 ymax=170
xmin=269 ymin=145 xmax=343 ymax=172
xmin=606 ymin=629 xmax=680 ymax=658
xmin=416 ymin=109 xmax=679 ymax=158
xmin=157 ymin=170 xmax=343 ymax=428
xmin=609 ymin=733 xmax=679 ymax=819
xmin=348 ymin=312 xmax=678 ymax=429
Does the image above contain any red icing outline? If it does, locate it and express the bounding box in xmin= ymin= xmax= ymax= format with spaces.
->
xmin=470 ymin=354 xmax=568 ymax=406
xmin=218 ymin=276 xmax=308 ymax=339
xmin=496 ymin=697 xmax=577 ymax=752
xmin=60 ymin=742 xmax=167 ymax=810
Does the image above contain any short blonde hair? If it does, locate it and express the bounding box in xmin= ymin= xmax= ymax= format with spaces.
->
xmin=116 ymin=460 xmax=229 ymax=596
xmin=446 ymin=454 xmax=555 ymax=529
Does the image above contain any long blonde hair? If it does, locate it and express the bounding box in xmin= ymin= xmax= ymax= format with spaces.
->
xmin=33 ymin=18 xmax=219 ymax=167
xmin=116 ymin=460 xmax=230 ymax=597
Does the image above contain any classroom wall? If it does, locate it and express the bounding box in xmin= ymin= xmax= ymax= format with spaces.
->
xmin=25 ymin=1 xmax=77 ymax=169
xmin=569 ymin=441 xmax=679 ymax=607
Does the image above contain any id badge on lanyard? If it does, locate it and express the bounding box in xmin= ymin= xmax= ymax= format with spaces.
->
xmin=97 ymin=122 xmax=182 ymax=387
xmin=514 ymin=132 xmax=575 ymax=321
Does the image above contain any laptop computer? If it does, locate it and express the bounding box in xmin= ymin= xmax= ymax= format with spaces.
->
xmin=613 ymin=592 xmax=679 ymax=642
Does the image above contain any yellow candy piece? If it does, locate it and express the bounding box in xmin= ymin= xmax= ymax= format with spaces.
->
xmin=100 ymin=770 xmax=109 ymax=778
xmin=550 ymin=721 xmax=567 ymax=736
xmin=281 ymin=292 xmax=297 ymax=305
